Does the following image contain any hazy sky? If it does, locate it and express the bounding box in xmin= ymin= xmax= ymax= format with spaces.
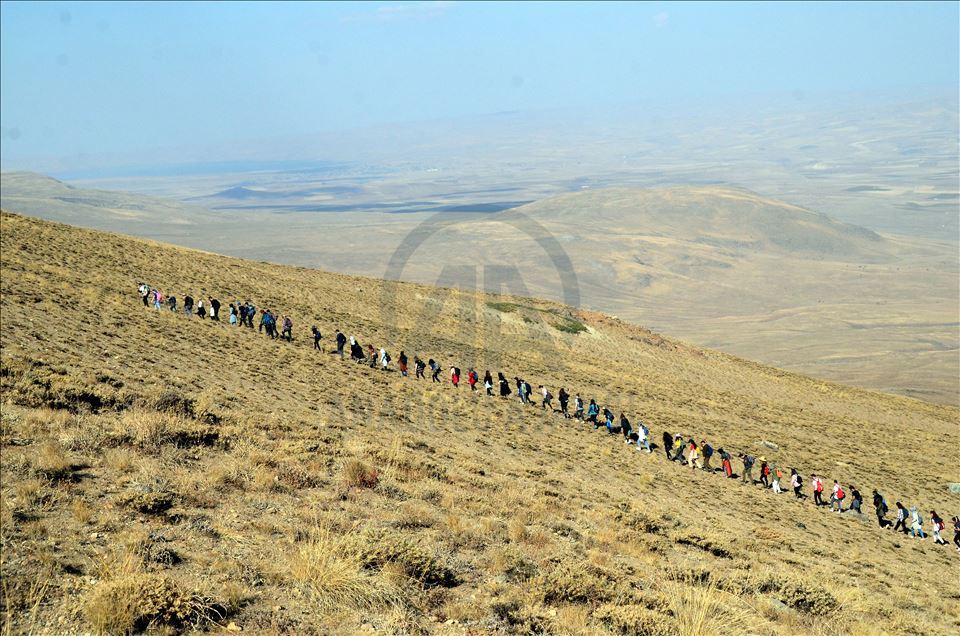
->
xmin=1 ymin=1 xmax=957 ymax=169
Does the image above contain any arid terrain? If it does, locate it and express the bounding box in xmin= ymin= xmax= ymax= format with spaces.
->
xmin=3 ymin=172 xmax=957 ymax=406
xmin=1 ymin=211 xmax=958 ymax=635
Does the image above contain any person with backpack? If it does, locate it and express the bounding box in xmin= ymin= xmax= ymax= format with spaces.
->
xmin=245 ymin=302 xmax=256 ymax=327
xmin=468 ymin=369 xmax=478 ymax=392
xmin=672 ymin=435 xmax=686 ymax=463
xmin=790 ymin=469 xmax=803 ymax=498
xmin=846 ymin=486 xmax=862 ymax=513
xmin=209 ymin=297 xmax=221 ymax=321
xmin=153 ymin=289 xmax=163 ymax=310
xmin=515 ymin=377 xmax=526 ymax=404
xmin=312 ymin=326 xmax=323 ymax=351
xmin=183 ymin=294 xmax=194 ymax=315
xmin=450 ymin=366 xmax=460 ymax=387
xmin=335 ymin=331 xmax=347 ymax=359
xmin=540 ymin=386 xmax=553 ymax=409
xmin=237 ymin=303 xmax=246 ymax=326
xmin=600 ymin=407 xmax=615 ymax=433
xmin=229 ymin=303 xmax=238 ymax=325
xmin=258 ymin=309 xmax=268 ymax=333
xmin=398 ymin=351 xmax=408 ymax=376
xmin=831 ymin=480 xmax=845 ymax=513
xmin=167 ymin=295 xmax=178 ymax=312
xmin=366 ymin=344 xmax=377 ymax=367
xmin=952 ymin=516 xmax=960 ymax=551
xmin=573 ymin=394 xmax=584 ymax=420
xmin=483 ymin=371 xmax=493 ymax=396
xmin=583 ymin=399 xmax=598 ymax=425
xmin=197 ymin=299 xmax=206 ymax=319
xmin=557 ymin=388 xmax=569 ymax=417
xmin=758 ymin=457 xmax=770 ymax=488
xmin=281 ymin=316 xmax=293 ymax=341
xmin=686 ymin=439 xmax=700 ymax=467
xmin=771 ymin=465 xmax=783 ymax=494
xmin=930 ymin=511 xmax=948 ymax=545
xmin=739 ymin=453 xmax=755 ymax=484
xmin=700 ymin=440 xmax=714 ymax=472
xmin=720 ymin=448 xmax=733 ymax=477
xmin=893 ymin=502 xmax=909 ymax=533
xmin=139 ymin=283 xmax=150 ymax=306
xmin=812 ymin=474 xmax=825 ymax=506
xmin=415 ymin=356 xmax=426 ymax=379
xmin=429 ymin=359 xmax=441 ymax=382
xmin=379 ymin=348 xmax=390 ymax=370
xmin=910 ymin=507 xmax=926 ymax=540
xmin=523 ymin=381 xmax=533 ymax=405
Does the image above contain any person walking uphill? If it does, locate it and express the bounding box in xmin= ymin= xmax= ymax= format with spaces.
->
xmin=893 ymin=502 xmax=908 ymax=533
xmin=484 ymin=371 xmax=493 ymax=396
xmin=398 ymin=351 xmax=408 ymax=376
xmin=209 ymin=297 xmax=220 ymax=321
xmin=812 ymin=474 xmax=825 ymax=506
xmin=450 ymin=366 xmax=460 ymax=387
xmin=662 ymin=431 xmax=674 ymax=459
xmin=430 ymin=359 xmax=441 ymax=382
xmin=930 ymin=511 xmax=948 ymax=545
xmin=739 ymin=453 xmax=755 ymax=484
xmin=312 ymin=326 xmax=323 ymax=351
xmin=415 ymin=357 xmax=426 ymax=379
xmin=875 ymin=491 xmax=891 ymax=528
xmin=790 ymin=469 xmax=803 ymax=498
xmin=183 ymin=295 xmax=194 ymax=315
xmin=281 ymin=315 xmax=293 ymax=341
xmin=197 ymin=299 xmax=206 ymax=319
xmin=953 ymin=516 xmax=960 ymax=552
xmin=336 ymin=330 xmax=347 ymax=359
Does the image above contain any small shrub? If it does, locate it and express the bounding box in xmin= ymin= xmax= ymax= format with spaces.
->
xmin=85 ymin=573 xmax=221 ymax=632
xmin=778 ymin=577 xmax=839 ymax=616
xmin=116 ymin=491 xmax=174 ymax=515
xmin=486 ymin=301 xmax=517 ymax=313
xmin=349 ymin=528 xmax=459 ymax=588
xmin=553 ymin=319 xmax=588 ymax=334
xmin=153 ymin=390 xmax=195 ymax=417
xmin=32 ymin=441 xmax=73 ymax=481
xmin=535 ymin=560 xmax=613 ymax=605
xmin=342 ymin=460 xmax=379 ymax=489
xmin=594 ymin=604 xmax=676 ymax=636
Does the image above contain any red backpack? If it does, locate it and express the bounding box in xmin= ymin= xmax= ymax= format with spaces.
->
xmin=837 ymin=487 xmax=845 ymax=500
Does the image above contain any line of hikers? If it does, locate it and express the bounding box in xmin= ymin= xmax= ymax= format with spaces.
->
xmin=137 ymin=284 xmax=294 ymax=341
xmin=136 ymin=282 xmax=960 ymax=552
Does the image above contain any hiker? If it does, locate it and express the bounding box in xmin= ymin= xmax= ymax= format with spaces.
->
xmin=790 ymin=469 xmax=803 ymax=498
xmin=245 ymin=302 xmax=256 ymax=327
xmin=523 ymin=381 xmax=533 ymax=405
xmin=893 ymin=502 xmax=909 ymax=533
xmin=910 ymin=507 xmax=925 ymax=540
xmin=379 ymin=348 xmax=390 ymax=370
xmin=687 ymin=439 xmax=701 ymax=467
xmin=237 ymin=303 xmax=246 ymax=326
xmin=336 ymin=331 xmax=347 ymax=359
xmin=619 ymin=413 xmax=633 ymax=443
xmin=847 ymin=486 xmax=862 ymax=513
xmin=952 ymin=516 xmax=960 ymax=551
xmin=209 ymin=297 xmax=220 ymax=321
xmin=229 ymin=303 xmax=238 ymax=325
xmin=366 ymin=344 xmax=377 ymax=367
xmin=415 ymin=357 xmax=426 ymax=379
xmin=720 ymin=449 xmax=733 ymax=478
xmin=281 ymin=316 xmax=293 ymax=341
xmin=662 ymin=431 xmax=674 ymax=459
xmin=930 ymin=511 xmax=947 ymax=545
xmin=700 ymin=440 xmax=714 ymax=471
xmin=636 ymin=421 xmax=651 ymax=452
xmin=483 ymin=371 xmax=493 ymax=396
xmin=450 ymin=366 xmax=460 ymax=387
xmin=430 ymin=359 xmax=441 ymax=382
xmin=258 ymin=309 xmax=268 ymax=333
xmin=312 ymin=326 xmax=323 ymax=351
xmin=398 ymin=351 xmax=408 ymax=376
xmin=197 ymin=299 xmax=206 ymax=319
xmin=183 ymin=294 xmax=194 ymax=315
xmin=759 ymin=458 xmax=770 ymax=488
xmin=515 ymin=377 xmax=525 ymax=403
xmin=874 ymin=491 xmax=891 ymax=528
xmin=739 ymin=453 xmax=755 ymax=484
xmin=498 ymin=373 xmax=511 ymax=397
xmin=672 ymin=435 xmax=686 ymax=463
xmin=139 ymin=283 xmax=150 ymax=306
xmin=771 ymin=465 xmax=783 ymax=494
xmin=153 ymin=289 xmax=162 ymax=310
xmin=540 ymin=385 xmax=553 ymax=409
xmin=812 ymin=474 xmax=825 ymax=506
xmin=587 ymin=399 xmax=600 ymax=425
xmin=167 ymin=295 xmax=178 ymax=312
xmin=573 ymin=394 xmax=584 ymax=419
xmin=831 ymin=481 xmax=845 ymax=513
xmin=267 ymin=311 xmax=279 ymax=339
xmin=600 ymin=407 xmax=615 ymax=433
xmin=467 ymin=369 xmax=478 ymax=392
xmin=350 ymin=338 xmax=364 ymax=362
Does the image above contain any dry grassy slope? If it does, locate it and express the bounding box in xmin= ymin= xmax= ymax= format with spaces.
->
xmin=1 ymin=211 xmax=958 ymax=635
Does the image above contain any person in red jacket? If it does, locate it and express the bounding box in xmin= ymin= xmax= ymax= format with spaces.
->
xmin=812 ymin=474 xmax=825 ymax=506
xmin=450 ymin=366 xmax=460 ymax=388
xmin=467 ymin=368 xmax=478 ymax=392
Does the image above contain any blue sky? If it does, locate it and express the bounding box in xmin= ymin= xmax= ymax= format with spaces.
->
xmin=1 ymin=1 xmax=957 ymax=169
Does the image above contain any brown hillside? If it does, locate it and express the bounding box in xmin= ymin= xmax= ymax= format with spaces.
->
xmin=1 ymin=211 xmax=958 ymax=635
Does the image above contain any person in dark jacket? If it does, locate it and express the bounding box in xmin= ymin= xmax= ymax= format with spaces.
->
xmin=619 ymin=413 xmax=633 ymax=443
xmin=662 ymin=431 xmax=673 ymax=459
xmin=415 ymin=357 xmax=426 ymax=379
xmin=484 ymin=370 xmax=494 ymax=396
xmin=335 ymin=331 xmax=347 ymax=358
xmin=311 ymin=326 xmax=323 ymax=351
xmin=739 ymin=453 xmax=756 ymax=484
xmin=558 ymin=388 xmax=569 ymax=417
xmin=398 ymin=351 xmax=409 ymax=376
xmin=209 ymin=297 xmax=221 ymax=321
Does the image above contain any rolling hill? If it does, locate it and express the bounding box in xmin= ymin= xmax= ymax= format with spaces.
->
xmin=1 ymin=211 xmax=958 ymax=634
xmin=2 ymin=171 xmax=957 ymax=407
